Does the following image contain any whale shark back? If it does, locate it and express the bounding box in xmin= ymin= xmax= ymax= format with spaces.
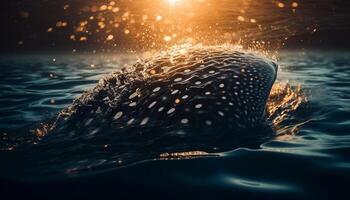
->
xmin=37 ymin=46 xmax=277 ymax=161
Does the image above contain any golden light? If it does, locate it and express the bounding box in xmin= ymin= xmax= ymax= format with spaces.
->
xmin=163 ymin=35 xmax=172 ymax=42
xmin=167 ymin=0 xmax=181 ymax=4
xmin=106 ymin=34 xmax=114 ymax=41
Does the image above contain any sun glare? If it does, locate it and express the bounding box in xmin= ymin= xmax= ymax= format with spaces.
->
xmin=167 ymin=0 xmax=180 ymax=4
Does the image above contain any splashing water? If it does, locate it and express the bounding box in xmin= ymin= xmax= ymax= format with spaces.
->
xmin=267 ymin=83 xmax=308 ymax=136
xmin=13 ymin=0 xmax=350 ymax=52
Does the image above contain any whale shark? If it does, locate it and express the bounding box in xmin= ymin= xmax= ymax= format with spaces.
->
xmin=32 ymin=45 xmax=278 ymax=167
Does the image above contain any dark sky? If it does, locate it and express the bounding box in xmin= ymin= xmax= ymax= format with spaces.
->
xmin=2 ymin=0 xmax=350 ymax=52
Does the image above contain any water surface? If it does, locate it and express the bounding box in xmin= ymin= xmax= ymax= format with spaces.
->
xmin=0 ymin=51 xmax=350 ymax=199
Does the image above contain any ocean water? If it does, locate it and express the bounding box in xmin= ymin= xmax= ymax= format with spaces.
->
xmin=0 ymin=50 xmax=350 ymax=199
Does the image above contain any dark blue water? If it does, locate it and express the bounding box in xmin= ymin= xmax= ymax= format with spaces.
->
xmin=0 ymin=50 xmax=350 ymax=199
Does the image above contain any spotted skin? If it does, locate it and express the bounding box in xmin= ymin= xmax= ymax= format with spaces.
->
xmin=45 ymin=46 xmax=278 ymax=150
